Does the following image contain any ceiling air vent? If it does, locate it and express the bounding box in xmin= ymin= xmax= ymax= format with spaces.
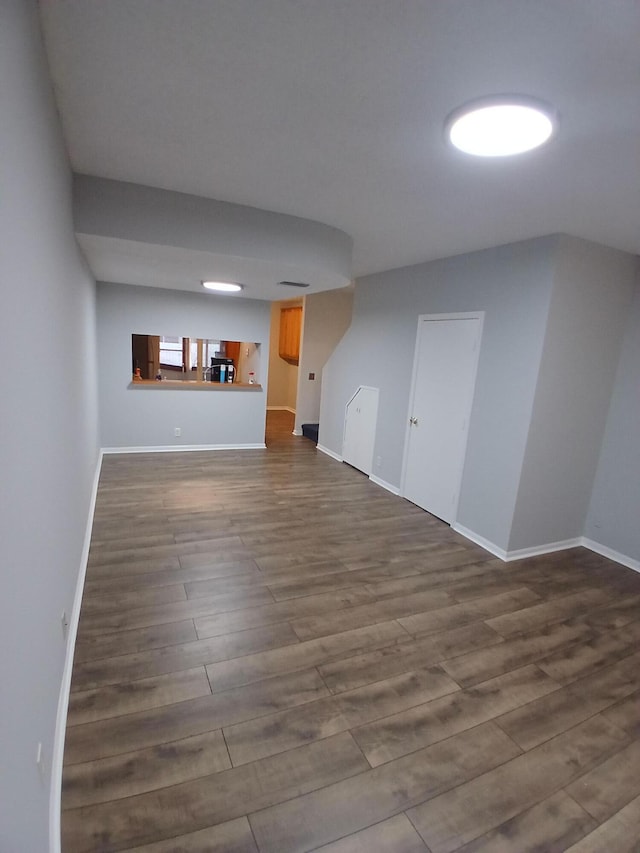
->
xmin=278 ymin=280 xmax=310 ymax=288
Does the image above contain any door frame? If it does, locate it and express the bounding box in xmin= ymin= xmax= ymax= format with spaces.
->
xmin=400 ymin=311 xmax=484 ymax=524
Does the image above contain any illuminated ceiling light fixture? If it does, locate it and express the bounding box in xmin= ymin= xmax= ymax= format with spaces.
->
xmin=446 ymin=96 xmax=557 ymax=157
xmin=202 ymin=281 xmax=243 ymax=292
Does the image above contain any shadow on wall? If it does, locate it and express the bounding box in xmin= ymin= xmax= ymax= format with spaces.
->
xmin=294 ymin=288 xmax=354 ymax=435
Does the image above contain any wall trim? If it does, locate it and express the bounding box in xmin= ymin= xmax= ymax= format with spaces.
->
xmin=317 ymin=443 xmax=343 ymax=462
xmin=267 ymin=406 xmax=296 ymax=414
xmin=503 ymin=538 xmax=583 ymax=562
xmin=451 ymin=523 xmax=508 ymax=560
xmin=292 ymin=429 xmax=303 ymax=436
xmin=582 ymin=537 xmax=640 ymax=574
xmin=102 ymin=443 xmax=267 ymax=454
xmin=452 ymin=523 xmax=639 ymax=571
xmin=369 ymin=474 xmax=400 ymax=496
xmin=50 ymin=449 xmax=103 ymax=853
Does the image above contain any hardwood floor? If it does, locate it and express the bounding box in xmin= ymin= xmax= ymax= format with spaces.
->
xmin=62 ymin=411 xmax=640 ymax=852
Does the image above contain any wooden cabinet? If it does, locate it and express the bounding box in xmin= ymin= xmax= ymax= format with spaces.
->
xmin=279 ymin=306 xmax=302 ymax=363
xmin=223 ymin=340 xmax=241 ymax=368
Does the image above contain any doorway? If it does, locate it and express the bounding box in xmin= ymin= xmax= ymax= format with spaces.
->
xmin=402 ymin=313 xmax=483 ymax=523
xmin=267 ymin=300 xmax=302 ymax=433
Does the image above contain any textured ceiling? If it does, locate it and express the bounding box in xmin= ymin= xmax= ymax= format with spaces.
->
xmin=40 ymin=0 xmax=640 ymax=289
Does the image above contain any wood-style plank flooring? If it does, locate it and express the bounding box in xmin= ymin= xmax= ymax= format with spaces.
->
xmin=62 ymin=411 xmax=640 ymax=852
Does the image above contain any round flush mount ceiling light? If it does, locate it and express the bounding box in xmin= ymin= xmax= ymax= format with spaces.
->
xmin=202 ymin=281 xmax=243 ymax=293
xmin=446 ymin=96 xmax=557 ymax=157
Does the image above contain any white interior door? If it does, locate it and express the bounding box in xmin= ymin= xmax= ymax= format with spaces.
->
xmin=343 ymin=387 xmax=379 ymax=475
xmin=402 ymin=315 xmax=482 ymax=523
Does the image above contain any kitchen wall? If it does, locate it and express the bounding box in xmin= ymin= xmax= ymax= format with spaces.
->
xmin=320 ymin=236 xmax=558 ymax=550
xmin=585 ymin=278 xmax=640 ymax=564
xmin=97 ymin=282 xmax=270 ymax=448
xmin=236 ymin=342 xmax=262 ymax=385
xmin=0 ymin=2 xmax=99 ymax=850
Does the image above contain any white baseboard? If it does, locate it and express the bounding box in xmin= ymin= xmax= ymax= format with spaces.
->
xmin=582 ymin=538 xmax=640 ymax=574
xmin=292 ymin=429 xmax=303 ymax=436
xmin=453 ymin=523 xmax=583 ymax=562
xmin=267 ymin=406 xmax=296 ymax=414
xmin=451 ymin=523 xmax=508 ymax=560
xmin=452 ymin=523 xmax=638 ymax=572
xmin=504 ymin=538 xmax=583 ymax=562
xmin=50 ymin=449 xmax=103 ymax=853
xmin=317 ymin=444 xmax=343 ymax=462
xmin=102 ymin=443 xmax=266 ymax=454
xmin=369 ymin=474 xmax=400 ymax=496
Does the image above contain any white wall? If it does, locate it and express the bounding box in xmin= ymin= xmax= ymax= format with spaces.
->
xmin=509 ymin=237 xmax=637 ymax=550
xmin=294 ymin=287 xmax=354 ymax=434
xmin=321 ymin=234 xmax=639 ymax=560
xmin=320 ymin=237 xmax=557 ymax=549
xmin=0 ymin=2 xmax=99 ymax=850
xmin=97 ymin=282 xmax=271 ymax=448
xmin=74 ymin=175 xmax=353 ymax=280
xmin=286 ymin=362 xmax=300 ymax=411
xmin=585 ymin=278 xmax=640 ymax=563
